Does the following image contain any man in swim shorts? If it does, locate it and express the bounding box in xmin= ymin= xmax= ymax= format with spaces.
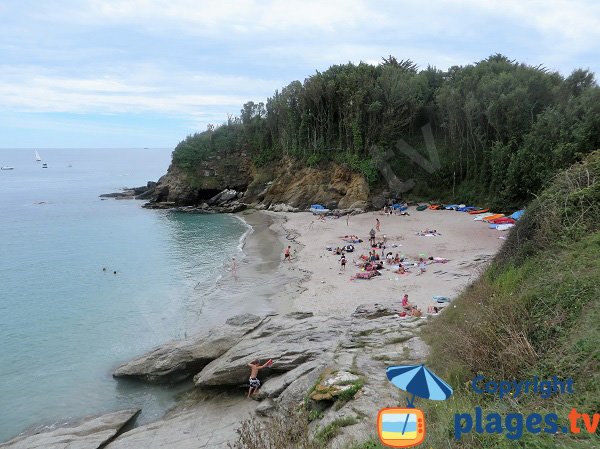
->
xmin=247 ymin=359 xmax=272 ymax=398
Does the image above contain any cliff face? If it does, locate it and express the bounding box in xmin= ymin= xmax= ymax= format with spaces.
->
xmin=152 ymin=150 xmax=253 ymax=205
xmin=149 ymin=155 xmax=370 ymax=210
xmin=246 ymin=158 xmax=369 ymax=210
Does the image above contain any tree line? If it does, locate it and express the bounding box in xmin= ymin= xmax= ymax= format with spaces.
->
xmin=173 ymin=54 xmax=600 ymax=207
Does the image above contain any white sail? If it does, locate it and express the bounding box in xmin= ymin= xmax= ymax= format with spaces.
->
xmin=35 ymin=150 xmax=41 ymax=161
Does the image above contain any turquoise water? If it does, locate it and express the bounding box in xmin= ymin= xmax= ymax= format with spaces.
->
xmin=0 ymin=148 xmax=253 ymax=442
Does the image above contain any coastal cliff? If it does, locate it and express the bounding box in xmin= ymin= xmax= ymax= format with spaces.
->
xmin=145 ymin=154 xmax=370 ymax=211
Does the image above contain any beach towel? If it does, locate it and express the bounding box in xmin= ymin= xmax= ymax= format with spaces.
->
xmin=496 ymin=224 xmax=515 ymax=231
xmin=433 ymin=296 xmax=451 ymax=303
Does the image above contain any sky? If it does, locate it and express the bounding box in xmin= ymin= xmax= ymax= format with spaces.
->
xmin=1 ymin=0 xmax=599 ymax=148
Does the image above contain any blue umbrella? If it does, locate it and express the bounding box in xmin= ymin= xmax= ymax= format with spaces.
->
xmin=387 ymin=364 xmax=453 ymax=406
xmin=386 ymin=364 xmax=453 ymax=435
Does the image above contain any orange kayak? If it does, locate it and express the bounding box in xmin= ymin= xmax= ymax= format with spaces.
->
xmin=483 ymin=213 xmax=505 ymax=222
xmin=428 ymin=204 xmax=443 ymax=210
xmin=468 ymin=208 xmax=489 ymax=215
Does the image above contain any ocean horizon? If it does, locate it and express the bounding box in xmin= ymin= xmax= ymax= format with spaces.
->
xmin=0 ymin=148 xmax=261 ymax=442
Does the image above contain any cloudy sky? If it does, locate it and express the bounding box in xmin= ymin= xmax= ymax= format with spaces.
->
xmin=1 ymin=0 xmax=598 ymax=148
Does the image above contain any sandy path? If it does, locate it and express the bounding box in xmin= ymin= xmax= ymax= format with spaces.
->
xmin=267 ymin=209 xmax=504 ymax=315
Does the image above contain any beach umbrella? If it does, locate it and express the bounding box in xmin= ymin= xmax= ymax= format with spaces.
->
xmin=386 ymin=364 xmax=453 ymax=407
xmin=386 ymin=364 xmax=453 ymax=436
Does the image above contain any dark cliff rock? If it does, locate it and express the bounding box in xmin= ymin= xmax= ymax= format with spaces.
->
xmin=144 ymin=155 xmax=370 ymax=212
xmin=147 ymin=151 xmax=253 ymax=206
xmin=99 ymin=182 xmax=157 ymax=200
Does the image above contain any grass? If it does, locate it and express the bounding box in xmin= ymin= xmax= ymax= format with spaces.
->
xmin=314 ymin=416 xmax=360 ymax=445
xmin=417 ymin=152 xmax=600 ymax=448
xmin=334 ymin=379 xmax=364 ymax=409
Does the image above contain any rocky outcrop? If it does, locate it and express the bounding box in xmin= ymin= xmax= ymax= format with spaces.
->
xmin=103 ymin=304 xmax=429 ymax=448
xmin=99 ymin=182 xmax=156 ymax=200
xmin=142 ymin=153 xmax=370 ymax=211
xmin=111 ymin=300 xmax=418 ymax=449
xmin=245 ymin=159 xmax=369 ymax=210
xmin=113 ymin=314 xmax=264 ymax=384
xmin=0 ymin=409 xmax=140 ymax=449
xmin=193 ymin=312 xmax=345 ymax=387
xmin=146 ymin=151 xmax=253 ymax=207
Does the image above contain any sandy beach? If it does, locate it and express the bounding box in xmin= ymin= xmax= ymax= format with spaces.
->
xmin=267 ymin=209 xmax=504 ymax=315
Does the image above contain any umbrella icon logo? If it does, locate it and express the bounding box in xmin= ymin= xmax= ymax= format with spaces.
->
xmin=378 ymin=365 xmax=453 ymax=447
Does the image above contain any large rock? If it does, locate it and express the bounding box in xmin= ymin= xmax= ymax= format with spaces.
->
xmin=193 ymin=314 xmax=345 ymax=387
xmin=207 ymin=189 xmax=238 ymax=206
xmin=148 ymin=151 xmax=253 ymax=206
xmin=0 ymin=409 xmax=139 ymax=449
xmin=113 ymin=314 xmax=263 ymax=384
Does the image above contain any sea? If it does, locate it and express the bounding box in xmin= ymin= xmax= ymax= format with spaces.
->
xmin=0 ymin=148 xmax=269 ymax=442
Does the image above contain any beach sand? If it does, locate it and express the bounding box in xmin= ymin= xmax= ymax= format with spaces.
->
xmin=266 ymin=209 xmax=504 ymax=315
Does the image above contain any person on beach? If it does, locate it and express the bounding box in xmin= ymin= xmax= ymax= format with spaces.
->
xmin=428 ymin=305 xmax=441 ymax=314
xmin=376 ymin=218 xmax=381 ymax=232
xmin=339 ymin=254 xmax=346 ymax=271
xmin=369 ymin=228 xmax=376 ymax=246
xmin=346 ymin=213 xmax=349 ymax=227
xmin=410 ymin=306 xmax=423 ymax=317
xmin=417 ymin=258 xmax=427 ymax=275
xmin=284 ymin=245 xmax=292 ymax=262
xmin=231 ymin=257 xmax=238 ymax=279
xmin=401 ymin=294 xmax=411 ymax=309
xmin=247 ymin=359 xmax=272 ymax=398
xmin=394 ymin=263 xmax=406 ymax=275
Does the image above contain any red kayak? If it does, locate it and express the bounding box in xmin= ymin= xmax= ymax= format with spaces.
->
xmin=489 ymin=217 xmax=516 ymax=224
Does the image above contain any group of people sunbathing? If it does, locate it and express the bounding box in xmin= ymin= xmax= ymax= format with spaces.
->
xmin=381 ymin=203 xmax=409 ymax=216
xmin=398 ymin=294 xmax=444 ymax=318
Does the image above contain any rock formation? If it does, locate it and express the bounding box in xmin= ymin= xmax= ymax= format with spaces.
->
xmin=0 ymin=409 xmax=140 ymax=449
xmin=113 ymin=314 xmax=264 ymax=384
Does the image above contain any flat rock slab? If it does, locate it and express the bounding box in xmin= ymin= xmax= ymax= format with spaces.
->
xmin=0 ymin=409 xmax=140 ymax=449
xmin=105 ymin=398 xmax=256 ymax=449
xmin=113 ymin=314 xmax=263 ymax=384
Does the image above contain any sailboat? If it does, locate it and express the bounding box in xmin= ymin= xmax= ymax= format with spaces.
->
xmin=35 ymin=150 xmax=42 ymax=162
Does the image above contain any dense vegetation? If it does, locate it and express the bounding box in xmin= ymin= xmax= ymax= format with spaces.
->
xmin=422 ymin=151 xmax=600 ymax=448
xmin=173 ymin=54 xmax=600 ymax=209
